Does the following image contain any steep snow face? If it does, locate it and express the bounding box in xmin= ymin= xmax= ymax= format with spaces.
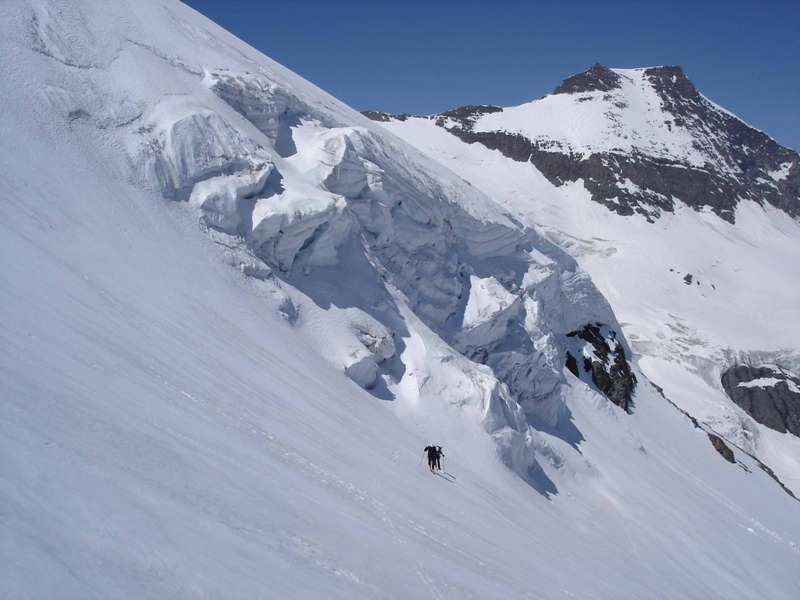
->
xmin=9 ymin=0 xmax=610 ymax=505
xmin=379 ymin=69 xmax=800 ymax=499
xmin=4 ymin=2 xmax=800 ymax=598
xmin=109 ymin=9 xmax=629 ymax=475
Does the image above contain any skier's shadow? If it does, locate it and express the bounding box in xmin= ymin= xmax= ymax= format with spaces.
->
xmin=435 ymin=471 xmax=456 ymax=483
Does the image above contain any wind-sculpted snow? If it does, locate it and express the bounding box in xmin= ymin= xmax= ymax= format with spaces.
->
xmin=138 ymin=101 xmax=270 ymax=198
xmin=189 ymin=164 xmax=272 ymax=234
xmin=209 ymin=71 xmax=310 ymax=157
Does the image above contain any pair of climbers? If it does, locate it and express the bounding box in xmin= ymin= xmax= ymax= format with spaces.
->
xmin=423 ymin=445 xmax=444 ymax=472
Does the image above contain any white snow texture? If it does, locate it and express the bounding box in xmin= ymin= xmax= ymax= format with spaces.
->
xmin=1 ymin=1 xmax=799 ymax=599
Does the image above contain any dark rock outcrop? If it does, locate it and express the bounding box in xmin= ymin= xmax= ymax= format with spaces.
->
xmin=565 ymin=323 xmax=637 ymax=412
xmin=437 ymin=104 xmax=503 ymax=122
xmin=565 ymin=351 xmax=579 ymax=378
xmin=361 ymin=110 xmax=392 ymax=122
xmin=707 ymin=433 xmax=735 ymax=463
xmin=721 ymin=365 xmax=800 ymax=436
xmin=360 ymin=110 xmax=411 ymax=122
xmin=553 ymin=63 xmax=622 ymax=95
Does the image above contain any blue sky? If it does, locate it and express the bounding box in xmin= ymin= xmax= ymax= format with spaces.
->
xmin=184 ymin=0 xmax=800 ymax=150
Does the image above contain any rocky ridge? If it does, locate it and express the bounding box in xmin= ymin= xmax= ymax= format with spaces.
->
xmin=722 ymin=365 xmax=800 ymax=437
xmin=364 ymin=64 xmax=800 ymax=223
xmin=565 ymin=323 xmax=637 ymax=412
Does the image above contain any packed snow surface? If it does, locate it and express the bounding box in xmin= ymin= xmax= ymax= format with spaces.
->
xmin=2 ymin=1 xmax=800 ymax=599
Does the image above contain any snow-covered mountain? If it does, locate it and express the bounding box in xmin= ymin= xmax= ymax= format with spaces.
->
xmin=371 ymin=63 xmax=800 ymax=222
xmin=2 ymin=2 xmax=799 ymax=598
xmin=375 ymin=63 xmax=800 ymax=501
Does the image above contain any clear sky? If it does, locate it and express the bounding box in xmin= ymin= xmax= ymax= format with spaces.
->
xmin=184 ymin=0 xmax=800 ymax=150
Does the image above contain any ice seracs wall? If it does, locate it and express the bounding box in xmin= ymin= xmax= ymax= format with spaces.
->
xmin=23 ymin=0 xmax=643 ymax=483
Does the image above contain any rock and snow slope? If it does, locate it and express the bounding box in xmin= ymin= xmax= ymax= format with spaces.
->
xmin=381 ymin=64 xmax=800 ymax=222
xmin=378 ymin=64 xmax=800 ymax=500
xmin=2 ymin=2 xmax=799 ymax=598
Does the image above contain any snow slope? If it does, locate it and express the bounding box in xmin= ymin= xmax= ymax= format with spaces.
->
xmin=382 ymin=75 xmax=800 ymax=497
xmin=2 ymin=2 xmax=800 ymax=598
xmin=472 ymin=67 xmax=709 ymax=167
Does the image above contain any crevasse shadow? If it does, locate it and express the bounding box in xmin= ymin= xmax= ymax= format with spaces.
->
xmin=527 ymin=404 xmax=586 ymax=452
xmin=526 ymin=461 xmax=558 ymax=499
xmin=280 ymin=233 xmax=409 ymax=401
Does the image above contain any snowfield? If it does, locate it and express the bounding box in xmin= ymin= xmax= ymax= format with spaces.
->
xmin=1 ymin=1 xmax=800 ymax=599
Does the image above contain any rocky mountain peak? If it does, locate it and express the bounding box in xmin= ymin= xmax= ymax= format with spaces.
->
xmin=552 ymin=63 xmax=621 ymax=95
xmin=642 ymin=65 xmax=697 ymax=100
xmin=553 ymin=63 xmax=698 ymax=102
xmin=368 ymin=63 xmax=799 ymax=223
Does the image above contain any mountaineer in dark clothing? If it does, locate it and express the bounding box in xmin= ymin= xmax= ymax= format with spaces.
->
xmin=423 ymin=445 xmax=444 ymax=472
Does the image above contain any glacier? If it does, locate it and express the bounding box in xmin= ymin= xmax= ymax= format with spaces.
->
xmin=1 ymin=1 xmax=799 ymax=598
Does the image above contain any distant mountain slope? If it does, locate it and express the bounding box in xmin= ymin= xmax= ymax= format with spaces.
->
xmin=376 ymin=63 xmax=800 ymax=505
xmin=373 ymin=63 xmax=799 ymax=222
